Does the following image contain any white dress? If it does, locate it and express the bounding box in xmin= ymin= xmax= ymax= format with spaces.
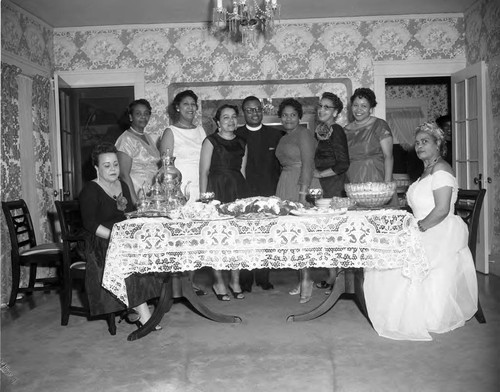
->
xmin=364 ymin=170 xmax=478 ymax=341
xmin=169 ymin=124 xmax=206 ymax=203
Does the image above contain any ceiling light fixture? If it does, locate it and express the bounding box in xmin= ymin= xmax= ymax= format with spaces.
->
xmin=212 ymin=0 xmax=281 ymax=45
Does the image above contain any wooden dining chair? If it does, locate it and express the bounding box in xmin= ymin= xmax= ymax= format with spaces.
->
xmin=2 ymin=199 xmax=63 ymax=307
xmin=55 ymin=200 xmax=116 ymax=335
xmin=455 ymin=188 xmax=487 ymax=323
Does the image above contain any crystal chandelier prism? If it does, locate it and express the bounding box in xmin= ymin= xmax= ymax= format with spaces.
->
xmin=212 ymin=0 xmax=281 ymax=45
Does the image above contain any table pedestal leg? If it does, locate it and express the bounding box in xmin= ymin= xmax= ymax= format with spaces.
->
xmin=128 ymin=272 xmax=241 ymax=341
xmin=128 ymin=274 xmax=174 ymax=341
xmin=287 ymin=269 xmax=371 ymax=323
xmin=179 ymin=274 xmax=241 ymax=323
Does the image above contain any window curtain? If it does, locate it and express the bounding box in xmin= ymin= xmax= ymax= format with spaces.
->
xmin=386 ymin=107 xmax=425 ymax=149
xmin=1 ymin=63 xmax=25 ymax=304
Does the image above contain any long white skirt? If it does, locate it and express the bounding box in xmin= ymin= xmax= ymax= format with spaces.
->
xmin=364 ymin=215 xmax=478 ymax=341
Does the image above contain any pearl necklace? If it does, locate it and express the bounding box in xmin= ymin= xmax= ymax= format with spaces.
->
xmin=129 ymin=127 xmax=145 ymax=136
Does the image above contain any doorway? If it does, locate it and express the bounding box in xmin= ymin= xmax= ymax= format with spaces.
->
xmin=385 ymin=76 xmax=451 ymax=182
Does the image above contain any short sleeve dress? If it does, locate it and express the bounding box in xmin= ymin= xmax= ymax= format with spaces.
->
xmin=115 ymin=130 xmax=161 ymax=192
xmin=206 ymin=133 xmax=249 ymax=203
xmin=363 ymin=170 xmax=478 ymax=340
xmin=345 ymin=118 xmax=392 ymax=183
xmin=79 ymin=181 xmax=163 ymax=316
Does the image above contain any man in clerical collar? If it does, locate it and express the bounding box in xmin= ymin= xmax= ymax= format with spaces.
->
xmin=235 ymin=95 xmax=284 ymax=292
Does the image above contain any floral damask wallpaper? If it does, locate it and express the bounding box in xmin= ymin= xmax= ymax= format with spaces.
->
xmin=386 ymin=84 xmax=449 ymax=122
xmin=50 ymin=16 xmax=465 ymax=140
xmin=1 ymin=1 xmax=54 ymax=70
xmin=465 ymin=0 xmax=500 ymax=255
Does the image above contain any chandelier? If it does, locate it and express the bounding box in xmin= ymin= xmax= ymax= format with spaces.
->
xmin=213 ymin=0 xmax=281 ymax=45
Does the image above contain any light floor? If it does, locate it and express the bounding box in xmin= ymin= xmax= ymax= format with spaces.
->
xmin=1 ymin=268 xmax=499 ymax=392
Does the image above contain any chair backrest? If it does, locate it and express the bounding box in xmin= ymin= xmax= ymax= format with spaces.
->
xmin=2 ymin=199 xmax=37 ymax=256
xmin=55 ymin=200 xmax=84 ymax=242
xmin=455 ymin=189 xmax=486 ymax=264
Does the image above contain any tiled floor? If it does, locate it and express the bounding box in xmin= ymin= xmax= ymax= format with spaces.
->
xmin=1 ymin=268 xmax=499 ymax=392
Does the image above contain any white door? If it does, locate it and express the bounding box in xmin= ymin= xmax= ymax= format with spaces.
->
xmin=451 ymin=61 xmax=492 ymax=273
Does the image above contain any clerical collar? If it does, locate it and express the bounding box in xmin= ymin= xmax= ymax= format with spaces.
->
xmin=246 ymin=124 xmax=262 ymax=131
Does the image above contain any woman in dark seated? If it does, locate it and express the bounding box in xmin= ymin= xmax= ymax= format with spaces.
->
xmin=79 ymin=142 xmax=163 ymax=328
xmin=363 ymin=123 xmax=478 ymax=340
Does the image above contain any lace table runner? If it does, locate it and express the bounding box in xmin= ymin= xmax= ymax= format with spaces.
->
xmin=104 ymin=210 xmax=428 ymax=306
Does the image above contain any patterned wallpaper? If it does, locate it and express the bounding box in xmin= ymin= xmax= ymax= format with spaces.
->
xmin=386 ymin=84 xmax=449 ymax=122
xmin=465 ymin=0 xmax=500 ymax=255
xmin=1 ymin=1 xmax=54 ymax=70
xmin=50 ymin=17 xmax=465 ymax=140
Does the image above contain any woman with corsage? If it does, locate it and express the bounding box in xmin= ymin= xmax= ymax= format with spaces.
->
xmin=364 ymin=123 xmax=478 ymax=340
xmin=312 ymin=92 xmax=350 ymax=293
xmin=115 ymin=99 xmax=161 ymax=205
xmin=79 ymin=142 xmax=163 ymax=329
xmin=275 ymin=98 xmax=319 ymax=304
xmin=199 ymin=104 xmax=249 ymax=301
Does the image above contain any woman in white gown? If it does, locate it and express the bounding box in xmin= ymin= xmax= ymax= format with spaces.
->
xmin=160 ymin=90 xmax=206 ymax=203
xmin=364 ymin=122 xmax=478 ymax=341
xmin=160 ymin=90 xmax=207 ymax=296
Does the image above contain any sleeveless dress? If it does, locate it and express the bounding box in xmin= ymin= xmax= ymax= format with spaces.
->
xmin=345 ymin=118 xmax=392 ymax=183
xmin=363 ymin=171 xmax=478 ymax=340
xmin=79 ymin=181 xmax=163 ymax=316
xmin=275 ymin=127 xmax=320 ymax=202
xmin=206 ymin=133 xmax=249 ymax=203
xmin=115 ymin=130 xmax=161 ymax=193
xmin=169 ymin=124 xmax=206 ymax=203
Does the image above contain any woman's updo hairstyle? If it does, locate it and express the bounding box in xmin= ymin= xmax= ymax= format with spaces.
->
xmin=350 ymin=87 xmax=377 ymax=108
xmin=415 ymin=122 xmax=447 ymax=157
xmin=213 ymin=104 xmax=239 ymax=124
xmin=321 ymin=92 xmax=344 ymax=116
xmin=91 ymin=142 xmax=118 ymax=167
xmin=128 ymin=99 xmax=152 ymax=116
xmin=168 ymin=90 xmax=198 ymax=121
xmin=278 ymin=98 xmax=303 ymax=119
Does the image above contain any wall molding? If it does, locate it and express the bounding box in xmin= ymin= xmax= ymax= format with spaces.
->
xmin=1 ymin=51 xmax=51 ymax=77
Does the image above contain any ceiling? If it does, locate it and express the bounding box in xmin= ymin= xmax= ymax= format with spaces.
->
xmin=10 ymin=0 xmax=476 ymax=28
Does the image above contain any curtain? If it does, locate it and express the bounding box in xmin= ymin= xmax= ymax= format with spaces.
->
xmin=1 ymin=63 xmax=24 ymax=304
xmin=386 ymin=107 xmax=425 ymax=149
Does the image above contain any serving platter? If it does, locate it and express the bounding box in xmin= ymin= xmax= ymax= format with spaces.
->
xmin=125 ymin=210 xmax=169 ymax=219
xmin=290 ymin=207 xmax=347 ymax=217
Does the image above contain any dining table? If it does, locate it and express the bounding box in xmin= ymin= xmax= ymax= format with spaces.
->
xmin=103 ymin=208 xmax=429 ymax=341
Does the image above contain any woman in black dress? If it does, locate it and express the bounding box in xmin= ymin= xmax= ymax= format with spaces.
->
xmin=79 ymin=142 xmax=163 ymax=327
xmin=199 ymin=104 xmax=248 ymax=301
xmin=313 ymin=92 xmax=350 ymax=292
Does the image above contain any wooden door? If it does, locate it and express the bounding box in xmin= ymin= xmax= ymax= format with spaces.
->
xmin=451 ymin=61 xmax=492 ymax=273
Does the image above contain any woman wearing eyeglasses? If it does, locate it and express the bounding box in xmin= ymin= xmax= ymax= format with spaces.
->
xmin=313 ymin=92 xmax=350 ymax=293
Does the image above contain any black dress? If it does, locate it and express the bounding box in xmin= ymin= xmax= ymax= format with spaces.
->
xmin=206 ymin=133 xmax=249 ymax=203
xmin=235 ymin=124 xmax=284 ymax=197
xmin=314 ymin=123 xmax=350 ymax=197
xmin=79 ymin=180 xmax=163 ymax=316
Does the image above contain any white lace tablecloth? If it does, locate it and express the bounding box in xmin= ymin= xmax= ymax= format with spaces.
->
xmin=103 ymin=210 xmax=428 ymax=306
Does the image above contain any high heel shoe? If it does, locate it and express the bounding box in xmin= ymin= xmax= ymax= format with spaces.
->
xmin=136 ymin=319 xmax=162 ymax=331
xmin=299 ymin=280 xmax=314 ymax=304
xmin=228 ymin=284 xmax=245 ymax=300
xmin=212 ymin=286 xmax=230 ymax=301
xmin=289 ymin=284 xmax=300 ymax=296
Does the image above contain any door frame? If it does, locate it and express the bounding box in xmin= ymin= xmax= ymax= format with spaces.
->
xmin=51 ymin=69 xmax=145 ymax=194
xmin=373 ymin=58 xmax=466 ymax=120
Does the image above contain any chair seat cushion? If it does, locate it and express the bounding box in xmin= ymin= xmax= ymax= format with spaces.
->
xmin=70 ymin=261 xmax=86 ymax=270
xmin=20 ymin=243 xmax=63 ymax=256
